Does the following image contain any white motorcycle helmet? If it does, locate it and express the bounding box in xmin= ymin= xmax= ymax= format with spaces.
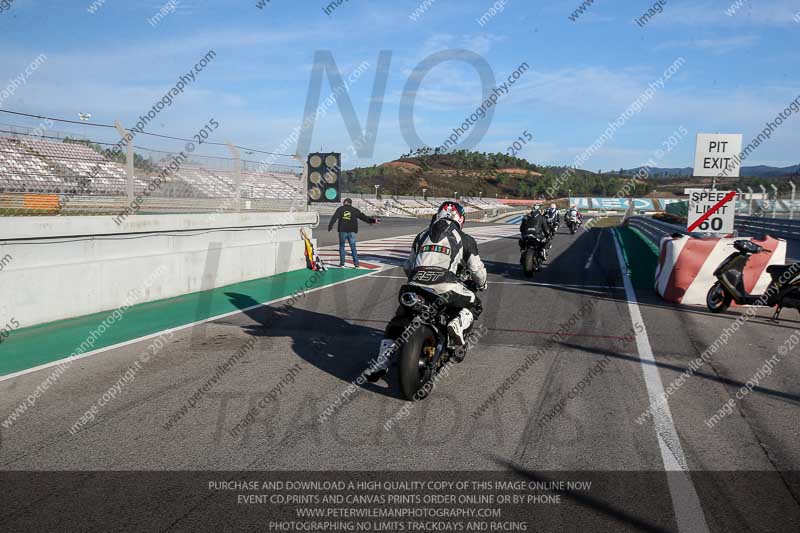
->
xmin=435 ymin=201 xmax=466 ymax=228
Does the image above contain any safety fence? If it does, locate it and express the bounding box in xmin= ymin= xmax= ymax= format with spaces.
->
xmin=666 ymin=198 xmax=800 ymax=219
xmin=570 ymin=197 xmax=681 ymax=211
xmin=629 ymin=214 xmax=800 ymax=244
xmin=0 ymin=111 xmax=303 ymax=217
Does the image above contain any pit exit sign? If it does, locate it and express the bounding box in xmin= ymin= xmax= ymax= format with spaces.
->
xmin=693 ymin=133 xmax=743 ymax=178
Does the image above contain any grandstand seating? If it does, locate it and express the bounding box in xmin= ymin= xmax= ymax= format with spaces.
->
xmin=0 ymin=135 xmax=518 ymax=217
xmin=0 ymin=136 xmax=302 ymax=203
xmin=22 ymin=138 xmax=128 ymax=194
xmin=0 ymin=137 xmax=61 ymax=192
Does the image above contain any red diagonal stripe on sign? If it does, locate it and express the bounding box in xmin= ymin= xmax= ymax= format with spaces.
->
xmin=687 ymin=191 xmax=737 ymax=232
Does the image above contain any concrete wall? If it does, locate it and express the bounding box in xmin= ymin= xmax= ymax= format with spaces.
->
xmin=0 ymin=211 xmax=318 ymax=329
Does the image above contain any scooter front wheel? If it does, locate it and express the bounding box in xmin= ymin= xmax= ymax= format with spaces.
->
xmin=706 ymin=282 xmax=732 ymax=313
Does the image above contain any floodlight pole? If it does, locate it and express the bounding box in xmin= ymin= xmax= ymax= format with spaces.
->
xmin=114 ymin=120 xmax=135 ymax=204
xmin=747 ymin=187 xmax=754 ymax=216
xmin=736 ymin=188 xmax=743 ymax=216
xmin=291 ymin=154 xmax=308 ymax=212
xmin=225 ymin=141 xmax=242 ymax=212
xmin=790 ymin=181 xmax=796 ymax=220
xmin=78 ymin=113 xmax=91 ymax=140
xmin=770 ymin=184 xmax=779 ymax=219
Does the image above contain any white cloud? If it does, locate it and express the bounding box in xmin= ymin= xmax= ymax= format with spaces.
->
xmin=655 ymin=0 xmax=798 ymax=27
xmin=654 ymin=34 xmax=759 ymax=53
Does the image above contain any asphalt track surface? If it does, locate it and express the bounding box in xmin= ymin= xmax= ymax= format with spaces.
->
xmin=1 ymin=216 xmax=799 ymax=531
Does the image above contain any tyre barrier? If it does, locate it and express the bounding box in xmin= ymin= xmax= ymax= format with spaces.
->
xmin=654 ymin=234 xmax=786 ymax=305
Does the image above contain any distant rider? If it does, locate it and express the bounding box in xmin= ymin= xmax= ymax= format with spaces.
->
xmin=566 ymin=204 xmax=582 ymax=225
xmin=542 ymin=203 xmax=560 ymax=251
xmin=520 ymin=204 xmax=552 ymax=259
xmin=520 ymin=204 xmax=551 ymax=240
xmin=367 ymin=202 xmax=487 ymax=380
xmin=544 ymin=203 xmax=560 ymax=231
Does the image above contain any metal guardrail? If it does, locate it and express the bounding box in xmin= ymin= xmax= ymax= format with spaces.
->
xmin=735 ymin=216 xmax=800 ymax=240
xmin=627 ymin=216 xmax=696 ymax=246
xmin=628 ymin=215 xmax=800 ymax=247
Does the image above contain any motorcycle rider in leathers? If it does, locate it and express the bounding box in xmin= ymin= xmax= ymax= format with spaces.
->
xmin=366 ymin=201 xmax=487 ymax=381
xmin=519 ymin=203 xmax=551 ymax=260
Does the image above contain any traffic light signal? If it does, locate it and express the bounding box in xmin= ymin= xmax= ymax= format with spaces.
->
xmin=307 ymin=152 xmax=341 ymax=203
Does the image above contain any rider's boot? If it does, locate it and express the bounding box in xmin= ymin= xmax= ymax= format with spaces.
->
xmin=365 ymin=339 xmax=395 ymax=382
xmin=447 ymin=309 xmax=474 ymax=347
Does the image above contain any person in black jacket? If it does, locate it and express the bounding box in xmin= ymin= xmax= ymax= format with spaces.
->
xmin=519 ymin=204 xmax=552 ymax=258
xmin=327 ymin=198 xmax=379 ymax=268
xmin=520 ymin=205 xmax=550 ymax=239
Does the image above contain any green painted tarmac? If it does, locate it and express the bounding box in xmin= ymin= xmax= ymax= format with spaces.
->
xmin=0 ymin=267 xmax=371 ymax=377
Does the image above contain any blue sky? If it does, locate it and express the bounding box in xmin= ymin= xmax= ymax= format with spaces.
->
xmin=1 ymin=0 xmax=798 ymax=170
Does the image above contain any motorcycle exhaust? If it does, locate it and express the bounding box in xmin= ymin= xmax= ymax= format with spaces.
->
xmin=400 ymin=292 xmax=423 ymax=308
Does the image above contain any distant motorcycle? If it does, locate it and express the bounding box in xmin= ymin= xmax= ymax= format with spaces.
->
xmin=374 ymin=274 xmax=481 ymax=400
xmin=520 ymin=232 xmax=547 ymax=277
xmin=565 ymin=210 xmax=582 ymax=234
xmin=706 ymin=239 xmax=800 ymax=320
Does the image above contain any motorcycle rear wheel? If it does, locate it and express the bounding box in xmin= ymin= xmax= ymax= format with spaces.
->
xmin=706 ymin=282 xmax=732 ymax=313
xmin=398 ymin=325 xmax=437 ymax=401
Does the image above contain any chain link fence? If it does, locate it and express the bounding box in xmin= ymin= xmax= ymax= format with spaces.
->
xmin=0 ymin=117 xmax=304 ymax=217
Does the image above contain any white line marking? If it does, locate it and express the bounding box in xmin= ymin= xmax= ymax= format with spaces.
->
xmin=584 ymin=230 xmax=602 ymax=269
xmin=612 ymin=230 xmax=710 ymax=533
xmin=0 ymin=268 xmax=391 ymax=383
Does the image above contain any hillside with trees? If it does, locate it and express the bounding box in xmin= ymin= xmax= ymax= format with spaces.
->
xmin=344 ymin=149 xmax=800 ymax=199
xmin=343 ymin=148 xmax=653 ymax=199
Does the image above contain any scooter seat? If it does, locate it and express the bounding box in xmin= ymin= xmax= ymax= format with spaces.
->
xmin=767 ymin=264 xmax=799 ymax=280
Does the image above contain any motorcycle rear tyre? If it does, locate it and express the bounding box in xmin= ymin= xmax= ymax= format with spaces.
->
xmin=398 ymin=325 xmax=437 ymax=401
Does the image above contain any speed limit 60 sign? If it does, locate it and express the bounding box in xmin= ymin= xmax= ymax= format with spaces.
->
xmin=686 ymin=189 xmax=737 ymax=234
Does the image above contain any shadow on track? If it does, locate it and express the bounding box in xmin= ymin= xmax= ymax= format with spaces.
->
xmin=558 ymin=340 xmax=800 ymax=406
xmin=484 ymin=227 xmax=624 ymax=290
xmin=224 ymin=292 xmax=406 ymax=400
